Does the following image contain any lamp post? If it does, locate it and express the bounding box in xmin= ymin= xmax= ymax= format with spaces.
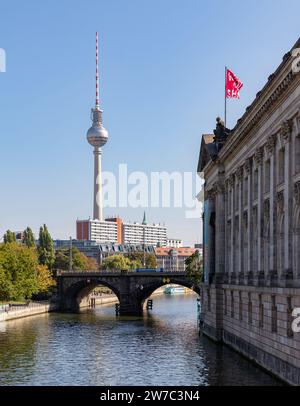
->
xmin=143 ymin=225 xmax=146 ymax=268
xmin=142 ymin=211 xmax=147 ymax=268
xmin=69 ymin=237 xmax=73 ymax=272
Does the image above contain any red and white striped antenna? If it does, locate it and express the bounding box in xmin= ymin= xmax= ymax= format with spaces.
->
xmin=95 ymin=31 xmax=100 ymax=108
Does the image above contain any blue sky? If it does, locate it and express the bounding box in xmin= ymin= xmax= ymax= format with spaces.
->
xmin=0 ymin=0 xmax=299 ymax=245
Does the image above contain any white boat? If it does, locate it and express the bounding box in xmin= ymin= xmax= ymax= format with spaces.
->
xmin=164 ymin=285 xmax=186 ymax=295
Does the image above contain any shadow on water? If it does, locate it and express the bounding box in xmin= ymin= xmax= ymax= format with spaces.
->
xmin=0 ymin=295 xmax=283 ymax=386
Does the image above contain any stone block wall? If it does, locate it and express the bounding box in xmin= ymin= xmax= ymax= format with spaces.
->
xmin=201 ymin=284 xmax=300 ymax=385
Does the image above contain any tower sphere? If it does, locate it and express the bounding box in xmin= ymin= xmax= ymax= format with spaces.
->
xmin=86 ymin=108 xmax=109 ymax=148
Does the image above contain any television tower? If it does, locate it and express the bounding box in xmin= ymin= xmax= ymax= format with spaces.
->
xmin=86 ymin=32 xmax=109 ymax=221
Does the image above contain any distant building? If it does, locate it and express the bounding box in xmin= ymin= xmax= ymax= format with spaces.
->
xmin=155 ymin=247 xmax=196 ymax=271
xmin=13 ymin=231 xmax=24 ymax=242
xmin=76 ymin=218 xmax=122 ymax=244
xmin=76 ymin=213 xmax=167 ymax=247
xmin=122 ymin=222 xmax=167 ymax=246
xmin=194 ymin=243 xmax=203 ymax=257
xmin=54 ymin=239 xmax=155 ymax=265
xmin=166 ymin=239 xmax=183 ymax=248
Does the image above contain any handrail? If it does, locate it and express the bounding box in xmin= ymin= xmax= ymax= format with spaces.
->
xmin=0 ymin=301 xmax=50 ymax=313
xmin=57 ymin=269 xmax=187 ymax=276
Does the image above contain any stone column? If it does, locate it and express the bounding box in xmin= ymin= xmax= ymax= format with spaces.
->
xmin=215 ymin=175 xmax=226 ymax=280
xmin=229 ymin=174 xmax=236 ymax=284
xmin=281 ymin=120 xmax=293 ymax=284
xmin=255 ymin=147 xmax=264 ymax=285
xmin=214 ymin=173 xmax=226 ymax=341
xmin=224 ymin=180 xmax=230 ymax=284
xmin=236 ymin=167 xmax=244 ymax=284
xmin=245 ymin=158 xmax=253 ymax=285
xmin=266 ymin=134 xmax=277 ymax=285
xmin=295 ymin=182 xmax=300 ymax=279
xmin=205 ymin=188 xmax=216 ymax=283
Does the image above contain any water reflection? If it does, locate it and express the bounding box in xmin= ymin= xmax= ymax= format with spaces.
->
xmin=0 ymin=295 xmax=281 ymax=386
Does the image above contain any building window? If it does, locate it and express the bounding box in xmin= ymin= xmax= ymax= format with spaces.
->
xmin=294 ymin=209 xmax=300 ymax=276
xmin=278 ymin=148 xmax=285 ymax=185
xmin=254 ymin=169 xmax=258 ymax=200
xmin=259 ymin=294 xmax=264 ymax=328
xmin=248 ymin=292 xmax=252 ymax=325
xmin=265 ymin=160 xmax=270 ymax=193
xmin=287 ymin=296 xmax=294 ymax=338
xmin=228 ymin=190 xmax=232 ymax=216
xmin=231 ymin=290 xmax=234 ymax=318
xmin=235 ymin=184 xmax=239 ymax=210
xmin=227 ymin=221 xmax=231 ymax=272
xmin=263 ymin=209 xmax=270 ymax=275
xmin=224 ymin=289 xmax=227 ymax=315
xmin=278 ymin=214 xmax=285 ymax=275
xmin=235 ymin=221 xmax=239 ymax=272
xmin=243 ymin=178 xmax=248 ymax=207
xmin=239 ymin=291 xmax=243 ymax=321
xmin=207 ymin=288 xmax=211 ymax=312
xmin=243 ymin=213 xmax=248 ymax=273
xmin=295 ymin=135 xmax=300 ymax=174
xmin=271 ymin=295 xmax=277 ymax=333
xmin=253 ymin=208 xmax=258 ymax=272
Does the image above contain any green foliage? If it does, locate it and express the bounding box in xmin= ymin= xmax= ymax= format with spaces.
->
xmin=22 ymin=227 xmax=36 ymax=248
xmin=102 ymin=253 xmax=157 ymax=271
xmin=54 ymin=247 xmax=97 ymax=271
xmin=0 ymin=243 xmax=55 ymax=301
xmin=36 ymin=264 xmax=56 ymax=293
xmin=0 ymin=262 xmax=13 ymax=300
xmin=102 ymin=255 xmax=133 ymax=271
xmin=3 ymin=230 xmax=16 ymax=244
xmin=38 ymin=224 xmax=55 ymax=270
xmin=185 ymin=251 xmax=203 ymax=286
xmin=126 ymin=252 xmax=157 ymax=268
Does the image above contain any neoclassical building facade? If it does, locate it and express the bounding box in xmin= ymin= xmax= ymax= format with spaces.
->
xmin=198 ymin=38 xmax=300 ymax=385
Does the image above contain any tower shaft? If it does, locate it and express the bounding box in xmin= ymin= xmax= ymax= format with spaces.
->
xmin=87 ymin=32 xmax=108 ymax=221
xmin=93 ymin=147 xmax=103 ymax=221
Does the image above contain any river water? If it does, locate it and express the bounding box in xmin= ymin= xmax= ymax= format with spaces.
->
xmin=0 ymin=294 xmax=281 ymax=386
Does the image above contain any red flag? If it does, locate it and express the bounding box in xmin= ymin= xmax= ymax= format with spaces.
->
xmin=226 ymin=68 xmax=243 ymax=98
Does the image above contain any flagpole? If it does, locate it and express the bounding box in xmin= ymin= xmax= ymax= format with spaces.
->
xmin=224 ymin=66 xmax=227 ymax=128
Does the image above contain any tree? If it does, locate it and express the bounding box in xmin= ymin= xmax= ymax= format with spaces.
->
xmin=22 ymin=227 xmax=36 ymax=248
xmin=35 ymin=264 xmax=56 ymax=293
xmin=0 ymin=242 xmax=55 ymax=302
xmin=102 ymin=255 xmax=132 ymax=271
xmin=185 ymin=251 xmax=203 ymax=286
xmin=54 ymin=247 xmax=97 ymax=271
xmin=126 ymin=252 xmax=157 ymax=268
xmin=0 ymin=243 xmax=38 ymax=300
xmin=3 ymin=230 xmax=16 ymax=244
xmin=0 ymin=263 xmax=13 ymax=301
xmin=38 ymin=224 xmax=55 ymax=270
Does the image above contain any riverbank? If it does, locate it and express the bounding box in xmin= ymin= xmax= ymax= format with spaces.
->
xmin=0 ymin=302 xmax=57 ymax=322
xmin=87 ymin=294 xmax=118 ymax=308
xmin=0 ymin=294 xmax=120 ymax=321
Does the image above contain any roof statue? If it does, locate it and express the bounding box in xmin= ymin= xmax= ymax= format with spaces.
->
xmin=213 ymin=117 xmax=231 ymax=152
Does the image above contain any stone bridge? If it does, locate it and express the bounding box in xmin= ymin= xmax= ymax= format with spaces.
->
xmin=55 ymin=270 xmax=199 ymax=316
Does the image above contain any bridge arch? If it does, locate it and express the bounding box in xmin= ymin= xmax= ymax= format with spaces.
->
xmin=61 ymin=278 xmax=121 ymax=312
xmin=134 ymin=278 xmax=200 ymax=310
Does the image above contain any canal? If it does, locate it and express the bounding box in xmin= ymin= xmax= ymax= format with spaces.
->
xmin=0 ymin=294 xmax=282 ymax=386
